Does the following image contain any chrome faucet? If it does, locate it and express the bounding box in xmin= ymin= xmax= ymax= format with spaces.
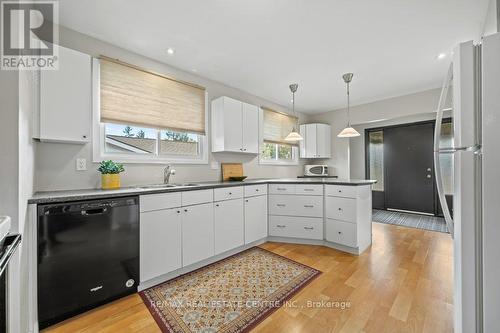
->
xmin=163 ymin=165 xmax=176 ymax=184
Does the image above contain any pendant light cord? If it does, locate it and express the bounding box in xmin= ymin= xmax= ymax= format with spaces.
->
xmin=346 ymin=80 xmax=351 ymax=126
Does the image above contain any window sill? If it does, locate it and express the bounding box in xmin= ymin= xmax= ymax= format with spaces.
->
xmin=259 ymin=159 xmax=299 ymax=166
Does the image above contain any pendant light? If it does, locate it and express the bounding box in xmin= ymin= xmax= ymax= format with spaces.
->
xmin=337 ymin=73 xmax=360 ymax=138
xmin=284 ymin=83 xmax=304 ymax=141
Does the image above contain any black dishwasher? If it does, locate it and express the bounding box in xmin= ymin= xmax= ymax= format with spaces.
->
xmin=37 ymin=196 xmax=139 ymax=329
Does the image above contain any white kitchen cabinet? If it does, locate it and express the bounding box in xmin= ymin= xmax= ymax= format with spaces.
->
xmin=244 ymin=195 xmax=268 ymax=244
xmin=299 ymin=123 xmax=331 ymax=158
xmin=140 ymin=208 xmax=182 ymax=282
xmin=214 ymin=198 xmax=244 ymax=254
xmin=211 ymin=96 xmax=259 ymax=153
xmin=182 ymin=202 xmax=215 ymax=266
xmin=325 ymin=184 xmax=372 ymax=252
xmin=37 ymin=44 xmax=91 ymax=144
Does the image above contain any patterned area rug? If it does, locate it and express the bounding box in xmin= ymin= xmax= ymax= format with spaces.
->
xmin=373 ymin=209 xmax=449 ymax=233
xmin=140 ymin=247 xmax=320 ymax=333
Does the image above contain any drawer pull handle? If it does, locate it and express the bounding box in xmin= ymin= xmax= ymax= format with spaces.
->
xmin=304 ymin=227 xmax=314 ymax=230
xmin=277 ymin=188 xmax=286 ymax=190
xmin=304 ymin=205 xmax=314 ymax=208
xmin=277 ymin=204 xmax=286 ymax=207
xmin=304 ymin=189 xmax=314 ymax=192
xmin=277 ymin=225 xmax=286 ymax=228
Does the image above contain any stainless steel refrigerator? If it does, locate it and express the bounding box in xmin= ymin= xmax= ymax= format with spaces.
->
xmin=434 ymin=32 xmax=500 ymax=333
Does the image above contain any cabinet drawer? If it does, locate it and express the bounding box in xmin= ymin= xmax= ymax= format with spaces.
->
xmin=269 ymin=195 xmax=323 ymax=217
xmin=140 ymin=193 xmax=181 ymax=212
xmin=269 ymin=195 xmax=294 ymax=215
xmin=325 ymin=185 xmax=357 ymax=198
xmin=182 ymin=189 xmax=214 ymax=206
xmin=214 ymin=186 xmax=243 ymax=201
xmin=325 ymin=219 xmax=357 ymax=247
xmin=295 ymin=184 xmax=323 ymax=196
xmin=269 ymin=184 xmax=295 ymax=195
xmin=325 ymin=196 xmax=356 ymax=223
xmin=244 ymin=184 xmax=267 ymax=197
xmin=269 ymin=216 xmax=323 ymax=240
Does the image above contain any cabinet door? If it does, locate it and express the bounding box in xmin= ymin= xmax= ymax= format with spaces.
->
xmin=214 ymin=199 xmax=244 ymax=255
xmin=305 ymin=124 xmax=317 ymax=158
xmin=299 ymin=124 xmax=307 ymax=158
xmin=223 ymin=97 xmax=243 ymax=152
xmin=316 ymin=124 xmax=331 ymax=158
xmin=140 ymin=208 xmax=182 ymax=282
xmin=244 ymin=195 xmax=268 ymax=244
xmin=242 ymin=103 xmax=259 ymax=153
xmin=182 ymin=203 xmax=214 ymax=266
xmin=40 ymin=45 xmax=91 ymax=143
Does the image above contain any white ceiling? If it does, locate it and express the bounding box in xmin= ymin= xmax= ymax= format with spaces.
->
xmin=58 ymin=0 xmax=489 ymax=114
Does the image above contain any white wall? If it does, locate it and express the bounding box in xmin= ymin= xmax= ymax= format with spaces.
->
xmin=34 ymin=26 xmax=309 ymax=191
xmin=308 ymin=88 xmax=446 ymax=179
xmin=482 ymin=0 xmax=499 ymax=36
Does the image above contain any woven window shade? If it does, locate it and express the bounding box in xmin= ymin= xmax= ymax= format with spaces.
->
xmin=262 ymin=107 xmax=298 ymax=145
xmin=99 ymin=58 xmax=206 ymax=134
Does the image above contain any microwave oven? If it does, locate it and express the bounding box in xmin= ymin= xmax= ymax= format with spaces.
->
xmin=304 ymin=165 xmax=328 ymax=176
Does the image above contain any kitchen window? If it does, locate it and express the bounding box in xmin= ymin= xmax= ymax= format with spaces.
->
xmin=259 ymin=107 xmax=298 ymax=165
xmin=93 ymin=57 xmax=208 ymax=164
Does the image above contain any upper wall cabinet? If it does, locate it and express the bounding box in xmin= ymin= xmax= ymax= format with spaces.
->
xmin=211 ymin=96 xmax=259 ymax=154
xmin=35 ymin=45 xmax=92 ymax=144
xmin=299 ymin=123 xmax=331 ymax=158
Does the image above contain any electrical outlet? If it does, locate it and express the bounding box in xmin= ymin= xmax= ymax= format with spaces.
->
xmin=76 ymin=158 xmax=87 ymax=171
xmin=211 ymin=161 xmax=220 ymax=170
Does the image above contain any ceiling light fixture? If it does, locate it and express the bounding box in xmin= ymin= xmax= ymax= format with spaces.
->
xmin=167 ymin=48 xmax=175 ymax=55
xmin=284 ymin=83 xmax=304 ymax=142
xmin=337 ymin=73 xmax=360 ymax=138
xmin=437 ymin=53 xmax=446 ymax=60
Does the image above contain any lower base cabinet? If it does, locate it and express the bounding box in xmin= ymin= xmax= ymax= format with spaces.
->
xmin=214 ymin=199 xmax=244 ymax=255
xmin=182 ymin=203 xmax=215 ymax=266
xmin=244 ymin=195 xmax=268 ymax=244
xmin=140 ymin=208 xmax=182 ymax=283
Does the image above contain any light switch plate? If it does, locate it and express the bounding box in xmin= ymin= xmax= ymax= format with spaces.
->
xmin=76 ymin=158 xmax=87 ymax=171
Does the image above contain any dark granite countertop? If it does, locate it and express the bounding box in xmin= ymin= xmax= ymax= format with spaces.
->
xmin=29 ymin=178 xmax=376 ymax=204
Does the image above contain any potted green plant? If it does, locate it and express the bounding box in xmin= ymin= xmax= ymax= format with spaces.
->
xmin=98 ymin=160 xmax=125 ymax=189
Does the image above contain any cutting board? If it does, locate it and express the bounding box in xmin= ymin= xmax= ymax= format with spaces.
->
xmin=221 ymin=163 xmax=244 ymax=181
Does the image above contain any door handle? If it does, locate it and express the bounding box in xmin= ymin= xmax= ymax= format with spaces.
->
xmin=433 ymin=63 xmax=454 ymax=237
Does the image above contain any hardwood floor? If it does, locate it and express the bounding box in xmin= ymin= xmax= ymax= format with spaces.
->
xmin=43 ymin=222 xmax=453 ymax=333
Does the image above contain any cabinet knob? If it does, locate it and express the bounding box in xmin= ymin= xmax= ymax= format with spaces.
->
xmin=338 ymin=190 xmax=342 ymax=193
xmin=256 ymin=189 xmax=259 ymax=192
xmin=338 ymin=207 xmax=343 ymax=211
xmin=338 ymin=231 xmax=342 ymax=234
xmin=245 ymin=199 xmax=248 ymax=202
xmin=176 ymin=210 xmax=181 ymax=213
xmin=229 ymin=192 xmax=232 ymax=195
xmin=82 ymin=135 xmax=87 ymax=139
xmin=184 ymin=209 xmax=188 ymax=212
xmin=215 ymin=204 xmax=219 ymax=207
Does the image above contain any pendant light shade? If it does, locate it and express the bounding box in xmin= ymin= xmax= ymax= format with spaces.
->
xmin=337 ymin=73 xmax=360 ymax=138
xmin=337 ymin=126 xmax=360 ymax=138
xmin=284 ymin=83 xmax=303 ymax=142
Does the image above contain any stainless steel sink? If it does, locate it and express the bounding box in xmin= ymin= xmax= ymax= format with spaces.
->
xmin=133 ymin=183 xmax=201 ymax=189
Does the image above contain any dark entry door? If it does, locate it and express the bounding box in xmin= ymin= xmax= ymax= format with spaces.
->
xmin=384 ymin=122 xmax=435 ymax=214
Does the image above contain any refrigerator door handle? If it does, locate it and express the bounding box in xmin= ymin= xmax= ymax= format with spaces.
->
xmin=434 ymin=63 xmax=454 ymax=236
